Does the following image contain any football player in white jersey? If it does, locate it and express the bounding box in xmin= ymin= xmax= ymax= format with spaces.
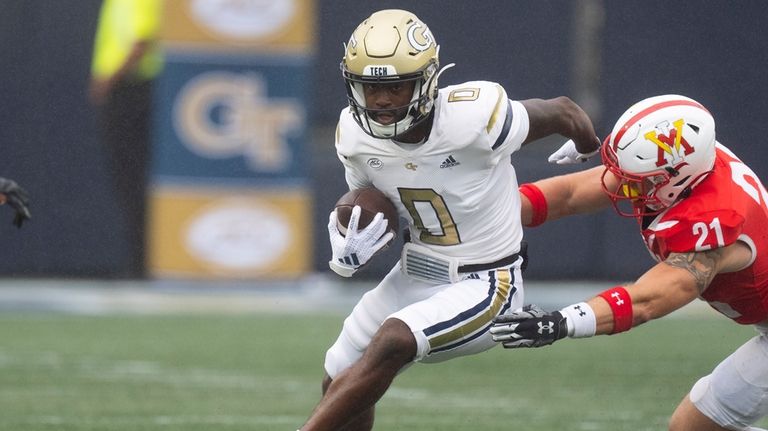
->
xmin=492 ymin=95 xmax=768 ymax=431
xmin=299 ymin=9 xmax=600 ymax=431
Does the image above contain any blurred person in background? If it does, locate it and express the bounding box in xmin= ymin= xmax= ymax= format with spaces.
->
xmin=300 ymin=9 xmax=600 ymax=431
xmin=0 ymin=177 xmax=30 ymax=228
xmin=89 ymin=0 xmax=162 ymax=279
xmin=492 ymin=95 xmax=768 ymax=431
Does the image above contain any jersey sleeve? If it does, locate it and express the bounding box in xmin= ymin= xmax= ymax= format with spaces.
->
xmin=655 ymin=209 xmax=746 ymax=254
xmin=334 ymin=121 xmax=370 ymax=190
xmin=341 ymin=156 xmax=369 ymax=190
xmin=485 ymin=86 xmax=529 ymax=159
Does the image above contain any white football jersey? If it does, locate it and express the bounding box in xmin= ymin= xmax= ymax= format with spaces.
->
xmin=335 ymin=81 xmax=529 ymax=264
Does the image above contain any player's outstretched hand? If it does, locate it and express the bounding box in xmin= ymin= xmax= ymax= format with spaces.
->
xmin=490 ymin=304 xmax=568 ymax=348
xmin=548 ymin=139 xmax=600 ymax=164
xmin=0 ymin=177 xmax=30 ymax=228
xmin=327 ymin=206 xmax=394 ymax=277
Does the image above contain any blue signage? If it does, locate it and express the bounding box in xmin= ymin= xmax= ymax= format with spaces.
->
xmin=152 ymin=55 xmax=311 ymax=182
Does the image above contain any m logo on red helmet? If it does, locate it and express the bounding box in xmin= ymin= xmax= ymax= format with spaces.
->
xmin=644 ymin=118 xmax=695 ymax=167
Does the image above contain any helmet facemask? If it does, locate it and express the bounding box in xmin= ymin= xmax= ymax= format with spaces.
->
xmin=342 ymin=61 xmax=438 ymax=139
xmin=601 ymin=142 xmax=674 ymax=217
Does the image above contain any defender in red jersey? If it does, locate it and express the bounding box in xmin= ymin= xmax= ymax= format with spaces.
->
xmin=491 ymin=95 xmax=768 ymax=431
xmin=640 ymin=145 xmax=768 ymax=325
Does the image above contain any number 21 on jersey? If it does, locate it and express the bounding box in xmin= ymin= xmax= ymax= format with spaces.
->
xmin=693 ymin=158 xmax=768 ymax=251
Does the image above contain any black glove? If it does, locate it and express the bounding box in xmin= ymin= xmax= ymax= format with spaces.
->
xmin=0 ymin=178 xmax=31 ymax=228
xmin=490 ymin=304 xmax=568 ymax=348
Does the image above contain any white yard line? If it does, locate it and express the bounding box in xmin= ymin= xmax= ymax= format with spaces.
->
xmin=0 ymin=276 xmax=717 ymax=317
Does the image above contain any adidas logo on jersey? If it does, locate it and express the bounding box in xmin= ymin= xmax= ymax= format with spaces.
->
xmin=439 ymin=155 xmax=460 ymax=168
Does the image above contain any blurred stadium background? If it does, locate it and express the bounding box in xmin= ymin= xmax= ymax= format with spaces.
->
xmin=1 ymin=1 xmax=767 ymax=430
xmin=3 ymin=0 xmax=768 ymax=280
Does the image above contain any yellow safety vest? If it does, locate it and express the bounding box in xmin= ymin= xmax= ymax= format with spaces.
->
xmin=91 ymin=0 xmax=163 ymax=81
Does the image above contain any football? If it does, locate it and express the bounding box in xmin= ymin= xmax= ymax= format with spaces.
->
xmin=334 ymin=187 xmax=399 ymax=238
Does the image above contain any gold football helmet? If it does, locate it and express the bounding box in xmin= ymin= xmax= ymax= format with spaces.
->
xmin=341 ymin=9 xmax=446 ymax=139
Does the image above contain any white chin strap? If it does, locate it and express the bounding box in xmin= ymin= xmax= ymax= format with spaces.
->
xmin=645 ymin=201 xmax=665 ymax=211
xmin=368 ymin=114 xmax=414 ymax=138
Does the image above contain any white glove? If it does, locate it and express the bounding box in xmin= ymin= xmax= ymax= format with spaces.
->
xmin=328 ymin=206 xmax=394 ymax=277
xmin=547 ymin=139 xmax=600 ymax=165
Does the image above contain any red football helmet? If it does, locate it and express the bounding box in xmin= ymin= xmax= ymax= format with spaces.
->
xmin=600 ymin=95 xmax=716 ymax=217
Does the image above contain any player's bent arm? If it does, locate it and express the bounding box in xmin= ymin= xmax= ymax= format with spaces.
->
xmin=520 ymin=97 xmax=600 ymax=153
xmin=585 ymin=260 xmax=701 ymax=335
xmin=519 ymin=166 xmax=610 ymax=226
xmin=586 ymin=240 xmax=754 ymax=334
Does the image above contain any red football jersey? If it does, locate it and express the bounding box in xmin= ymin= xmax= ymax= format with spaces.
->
xmin=640 ymin=144 xmax=768 ymax=324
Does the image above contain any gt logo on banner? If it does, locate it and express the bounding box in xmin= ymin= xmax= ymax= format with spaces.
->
xmin=173 ymin=71 xmax=303 ymax=172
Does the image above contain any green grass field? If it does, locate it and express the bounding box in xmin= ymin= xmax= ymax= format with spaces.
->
xmin=0 ymin=311 xmax=765 ymax=431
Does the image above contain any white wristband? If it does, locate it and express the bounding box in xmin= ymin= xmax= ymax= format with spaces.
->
xmin=560 ymin=302 xmax=597 ymax=338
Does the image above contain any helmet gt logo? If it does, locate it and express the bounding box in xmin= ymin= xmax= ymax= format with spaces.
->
xmin=644 ymin=118 xmax=695 ymax=167
xmin=406 ymin=22 xmax=435 ymax=52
